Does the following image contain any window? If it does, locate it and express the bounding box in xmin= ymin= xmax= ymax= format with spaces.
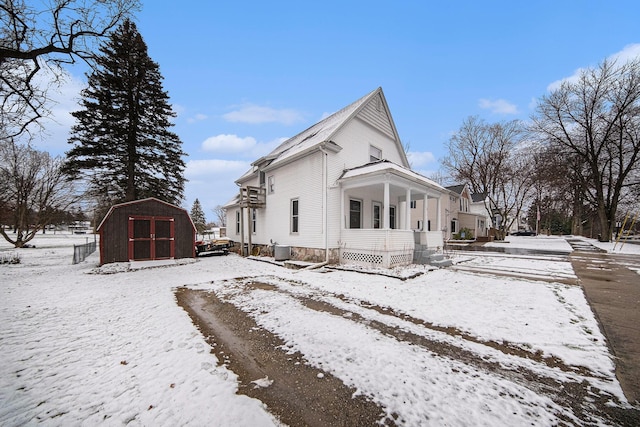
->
xmin=410 ymin=200 xmax=417 ymax=209
xmin=349 ymin=199 xmax=362 ymax=229
xmin=372 ymin=202 xmax=382 ymax=229
xmin=291 ymin=199 xmax=299 ymax=233
xmin=369 ymin=145 xmax=382 ymax=162
xmin=235 ymin=210 xmax=240 ymax=234
xmin=252 ymin=209 xmax=257 ymax=233
xmin=460 ymin=197 xmax=469 ymax=212
xmin=259 ymin=171 xmax=266 ymax=186
xmin=451 ymin=219 xmax=458 ymax=234
xmin=389 ymin=206 xmax=396 ymax=229
xmin=268 ymin=175 xmax=275 ymax=193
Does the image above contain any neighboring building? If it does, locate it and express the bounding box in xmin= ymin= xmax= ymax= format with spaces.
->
xmin=410 ymin=184 xmax=488 ymax=241
xmin=443 ymin=184 xmax=488 ymax=240
xmin=97 ymin=198 xmax=196 ymax=265
xmin=224 ymin=87 xmax=447 ymax=268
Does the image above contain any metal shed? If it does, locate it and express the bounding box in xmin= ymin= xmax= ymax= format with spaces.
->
xmin=97 ymin=198 xmax=196 ymax=265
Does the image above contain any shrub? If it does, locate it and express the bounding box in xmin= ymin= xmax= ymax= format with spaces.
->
xmin=0 ymin=252 xmax=21 ymax=264
xmin=453 ymin=227 xmax=474 ymax=240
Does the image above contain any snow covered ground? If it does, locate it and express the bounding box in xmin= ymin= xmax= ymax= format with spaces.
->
xmin=0 ymin=233 xmax=637 ymax=425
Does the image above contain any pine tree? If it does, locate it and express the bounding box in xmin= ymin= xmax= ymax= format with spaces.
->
xmin=64 ymin=19 xmax=186 ymax=206
xmin=190 ymin=198 xmax=207 ymax=236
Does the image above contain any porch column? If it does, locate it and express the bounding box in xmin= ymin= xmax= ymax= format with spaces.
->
xmin=383 ymin=181 xmax=390 ymax=229
xmin=340 ymin=187 xmax=345 ymax=230
xmin=405 ymin=188 xmax=411 ymax=230
xmin=422 ymin=195 xmax=429 ymax=231
xmin=436 ymin=196 xmax=442 ymax=231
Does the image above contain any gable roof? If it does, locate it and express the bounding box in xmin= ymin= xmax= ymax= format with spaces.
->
xmin=96 ymin=197 xmax=196 ymax=232
xmin=471 ymin=192 xmax=488 ymax=203
xmin=236 ymin=87 xmax=409 ymax=183
xmin=339 ymin=159 xmax=446 ymax=195
xmin=445 ymin=184 xmax=466 ymax=195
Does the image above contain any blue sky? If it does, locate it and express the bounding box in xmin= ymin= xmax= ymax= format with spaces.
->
xmin=37 ymin=0 xmax=640 ymax=221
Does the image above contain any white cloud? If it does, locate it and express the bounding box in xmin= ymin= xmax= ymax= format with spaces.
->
xmin=478 ymin=98 xmax=519 ymax=115
xmin=31 ymin=70 xmax=86 ymax=155
xmin=223 ymin=104 xmax=304 ymax=125
xmin=202 ymin=134 xmax=258 ymax=152
xmin=201 ymin=134 xmax=287 ymax=158
xmin=407 ymin=151 xmax=436 ymax=168
xmin=187 ymin=113 xmax=208 ymax=123
xmin=185 ymin=159 xmax=249 ymax=178
xmin=547 ymin=43 xmax=640 ymax=91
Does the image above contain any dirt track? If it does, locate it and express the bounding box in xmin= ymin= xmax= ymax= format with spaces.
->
xmin=176 ymin=274 xmax=640 ymax=426
xmin=176 ymin=287 xmax=390 ymax=427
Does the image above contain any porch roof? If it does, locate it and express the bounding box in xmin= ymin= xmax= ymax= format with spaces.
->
xmin=338 ymin=160 xmax=446 ymax=196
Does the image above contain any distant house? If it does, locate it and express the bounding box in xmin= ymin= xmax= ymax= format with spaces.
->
xmin=443 ymin=184 xmax=488 ymax=240
xmin=97 ymin=198 xmax=196 ymax=265
xmin=409 ymin=184 xmax=489 ymax=241
xmin=224 ymin=87 xmax=447 ymax=268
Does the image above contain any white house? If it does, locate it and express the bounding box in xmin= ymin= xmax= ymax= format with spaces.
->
xmin=224 ymin=87 xmax=447 ymax=268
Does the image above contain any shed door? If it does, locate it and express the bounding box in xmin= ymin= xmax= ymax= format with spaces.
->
xmin=128 ymin=216 xmax=175 ymax=261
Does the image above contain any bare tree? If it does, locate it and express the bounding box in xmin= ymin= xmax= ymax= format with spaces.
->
xmin=442 ymin=116 xmax=535 ymax=239
xmin=0 ymin=140 xmax=80 ymax=247
xmin=530 ymin=58 xmax=640 ymax=241
xmin=0 ymin=0 xmax=139 ymax=139
xmin=212 ymin=205 xmax=227 ymax=227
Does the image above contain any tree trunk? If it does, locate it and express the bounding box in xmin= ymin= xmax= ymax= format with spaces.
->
xmin=597 ymin=208 xmax=612 ymax=242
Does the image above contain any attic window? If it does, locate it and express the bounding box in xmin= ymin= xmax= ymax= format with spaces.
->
xmin=369 ymin=145 xmax=382 ymax=162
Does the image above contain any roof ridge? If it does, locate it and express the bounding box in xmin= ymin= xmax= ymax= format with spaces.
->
xmin=267 ymin=87 xmax=381 ymax=159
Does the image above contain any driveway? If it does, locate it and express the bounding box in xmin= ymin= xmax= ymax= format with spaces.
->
xmin=568 ymin=240 xmax=640 ymax=405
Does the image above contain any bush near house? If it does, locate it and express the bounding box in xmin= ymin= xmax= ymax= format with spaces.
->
xmin=452 ymin=227 xmax=475 ymax=240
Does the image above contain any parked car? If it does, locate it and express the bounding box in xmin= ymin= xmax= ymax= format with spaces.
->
xmin=510 ymin=230 xmax=537 ymax=236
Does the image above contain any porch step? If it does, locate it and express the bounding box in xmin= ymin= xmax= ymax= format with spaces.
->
xmin=413 ymin=244 xmax=452 ymax=268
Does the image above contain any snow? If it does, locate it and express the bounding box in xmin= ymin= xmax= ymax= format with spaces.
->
xmin=0 ymin=233 xmax=636 ymax=425
xmin=485 ymin=234 xmax=574 ymax=252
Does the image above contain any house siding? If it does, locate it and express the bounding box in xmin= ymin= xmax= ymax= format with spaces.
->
xmin=333 ymin=118 xmax=405 ymax=167
xmin=359 ymin=95 xmax=396 ymax=140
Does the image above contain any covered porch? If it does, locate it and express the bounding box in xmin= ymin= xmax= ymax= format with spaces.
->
xmin=337 ymin=161 xmax=446 ymax=268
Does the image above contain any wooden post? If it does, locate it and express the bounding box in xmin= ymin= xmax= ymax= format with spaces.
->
xmin=247 ymin=205 xmax=253 ymax=256
xmin=239 ymin=188 xmax=245 ymax=256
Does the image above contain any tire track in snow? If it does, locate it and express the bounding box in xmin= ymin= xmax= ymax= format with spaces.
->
xmin=216 ymin=276 xmax=638 ymax=426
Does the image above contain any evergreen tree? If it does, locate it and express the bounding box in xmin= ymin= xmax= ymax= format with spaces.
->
xmin=64 ymin=19 xmax=186 ymax=206
xmin=190 ymin=198 xmax=207 ymax=236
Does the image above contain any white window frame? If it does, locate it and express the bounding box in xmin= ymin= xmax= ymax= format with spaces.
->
xmin=349 ymin=198 xmax=362 ymax=229
xmin=251 ymin=209 xmax=257 ymax=234
xmin=372 ymin=201 xmax=382 ymax=229
xmin=389 ymin=205 xmax=396 ymax=229
xmin=268 ymin=175 xmax=275 ymax=194
xmin=291 ymin=198 xmax=299 ymax=233
xmin=235 ymin=210 xmax=240 ymax=235
xmin=369 ymin=145 xmax=382 ymax=162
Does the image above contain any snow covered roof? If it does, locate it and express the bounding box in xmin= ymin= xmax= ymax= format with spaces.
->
xmin=236 ymin=87 xmax=407 ymax=184
xmin=339 ymin=159 xmax=446 ymax=193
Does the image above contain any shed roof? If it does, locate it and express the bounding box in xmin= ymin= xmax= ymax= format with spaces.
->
xmin=97 ymin=198 xmax=196 ymax=232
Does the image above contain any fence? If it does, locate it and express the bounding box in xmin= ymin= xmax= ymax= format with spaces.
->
xmin=73 ymin=240 xmax=97 ymax=264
